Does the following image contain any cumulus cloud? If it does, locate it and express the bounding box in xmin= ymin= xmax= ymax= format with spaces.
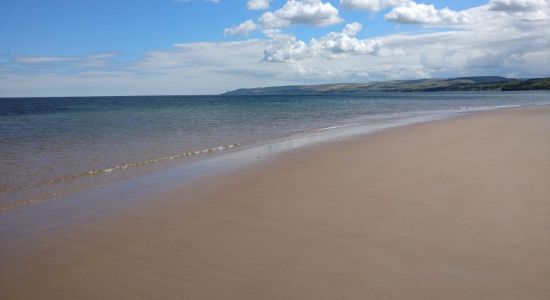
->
xmin=263 ymin=34 xmax=309 ymax=62
xmin=247 ymin=0 xmax=270 ymax=10
xmin=263 ymin=23 xmax=380 ymax=62
xmin=259 ymin=0 xmax=342 ymax=29
xmin=340 ymin=0 xmax=409 ymax=12
xmin=224 ymin=20 xmax=258 ymax=37
xmin=340 ymin=0 xmax=473 ymax=26
xmin=310 ymin=23 xmax=380 ymax=56
xmin=385 ymin=7 xmax=550 ymax=76
xmin=489 ymin=0 xmax=547 ymax=12
xmin=384 ymin=1 xmax=473 ymax=25
xmin=489 ymin=0 xmax=549 ymax=20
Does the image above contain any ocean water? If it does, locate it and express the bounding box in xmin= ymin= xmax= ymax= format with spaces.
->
xmin=1 ymin=91 xmax=550 ymax=209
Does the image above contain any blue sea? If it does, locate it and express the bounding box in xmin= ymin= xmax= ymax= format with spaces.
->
xmin=1 ymin=91 xmax=550 ymax=210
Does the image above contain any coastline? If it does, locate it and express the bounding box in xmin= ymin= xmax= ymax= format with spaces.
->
xmin=2 ymin=106 xmax=550 ymax=299
xmin=0 ymin=103 xmax=530 ymax=212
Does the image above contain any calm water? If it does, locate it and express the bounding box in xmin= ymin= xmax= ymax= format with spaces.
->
xmin=1 ymin=92 xmax=550 ymax=208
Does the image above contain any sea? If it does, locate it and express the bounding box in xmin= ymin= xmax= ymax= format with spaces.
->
xmin=2 ymin=91 xmax=550 ymax=211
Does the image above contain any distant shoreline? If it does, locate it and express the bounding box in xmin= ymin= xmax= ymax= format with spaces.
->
xmin=223 ymin=76 xmax=550 ymax=95
xmin=2 ymin=78 xmax=549 ymax=99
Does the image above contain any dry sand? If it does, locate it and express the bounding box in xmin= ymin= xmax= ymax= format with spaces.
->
xmin=2 ymin=106 xmax=550 ymax=299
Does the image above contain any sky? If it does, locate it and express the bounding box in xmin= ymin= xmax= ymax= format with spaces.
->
xmin=0 ymin=0 xmax=549 ymax=96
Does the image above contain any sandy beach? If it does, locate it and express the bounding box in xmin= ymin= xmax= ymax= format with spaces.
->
xmin=2 ymin=106 xmax=550 ymax=299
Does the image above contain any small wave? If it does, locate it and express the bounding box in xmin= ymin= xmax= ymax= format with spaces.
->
xmin=0 ymin=143 xmax=241 ymax=199
xmin=2 ymin=102 xmax=538 ymax=213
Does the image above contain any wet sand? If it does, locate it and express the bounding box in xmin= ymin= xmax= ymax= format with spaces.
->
xmin=1 ymin=106 xmax=550 ymax=299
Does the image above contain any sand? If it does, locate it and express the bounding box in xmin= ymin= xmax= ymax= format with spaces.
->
xmin=1 ymin=106 xmax=550 ymax=299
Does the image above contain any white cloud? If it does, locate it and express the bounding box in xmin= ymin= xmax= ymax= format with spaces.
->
xmin=263 ymin=34 xmax=309 ymax=62
xmin=489 ymin=0 xmax=549 ymax=20
xmin=382 ymin=8 xmax=550 ymax=76
xmin=13 ymin=53 xmax=116 ymax=67
xmin=340 ymin=0 xmax=474 ymax=26
xmin=224 ymin=20 xmax=258 ymax=37
xmin=259 ymin=0 xmax=342 ymax=29
xmin=384 ymin=1 xmax=473 ymax=25
xmin=247 ymin=0 xmax=270 ymax=10
xmin=259 ymin=12 xmax=292 ymax=28
xmin=263 ymin=23 xmax=380 ymax=62
xmin=489 ymin=0 xmax=546 ymax=12
xmin=340 ymin=0 xmax=409 ymax=12
xmin=310 ymin=23 xmax=380 ymax=56
xmin=2 ymin=41 xmax=292 ymax=96
xmin=14 ymin=56 xmax=79 ymax=64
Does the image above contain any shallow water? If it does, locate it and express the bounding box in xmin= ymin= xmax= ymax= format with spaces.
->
xmin=1 ymin=92 xmax=550 ymax=208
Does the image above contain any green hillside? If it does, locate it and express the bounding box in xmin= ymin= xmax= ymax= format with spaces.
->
xmin=223 ymin=76 xmax=550 ymax=95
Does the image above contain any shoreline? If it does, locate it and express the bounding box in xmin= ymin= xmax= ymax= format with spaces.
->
xmin=0 ymin=103 xmax=533 ymax=213
xmin=1 ymin=106 xmax=550 ymax=299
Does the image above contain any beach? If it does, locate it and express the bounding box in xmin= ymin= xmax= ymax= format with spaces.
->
xmin=1 ymin=106 xmax=550 ymax=299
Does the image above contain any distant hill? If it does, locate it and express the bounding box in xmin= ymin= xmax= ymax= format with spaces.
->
xmin=223 ymin=76 xmax=550 ymax=95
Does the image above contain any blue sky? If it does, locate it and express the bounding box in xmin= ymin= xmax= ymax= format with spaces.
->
xmin=1 ymin=0 xmax=485 ymax=55
xmin=0 ymin=0 xmax=549 ymax=96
